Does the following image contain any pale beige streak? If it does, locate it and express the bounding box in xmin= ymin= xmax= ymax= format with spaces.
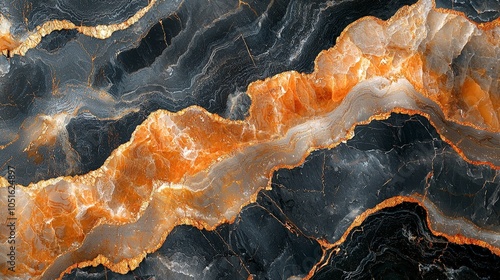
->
xmin=8 ymin=0 xmax=156 ymax=56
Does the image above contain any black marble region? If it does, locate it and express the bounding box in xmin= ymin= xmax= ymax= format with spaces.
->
xmin=436 ymin=0 xmax=500 ymax=23
xmin=1 ymin=0 xmax=418 ymax=185
xmin=312 ymin=202 xmax=500 ymax=280
xmin=37 ymin=30 xmax=79 ymax=53
xmin=64 ymin=113 xmax=500 ymax=280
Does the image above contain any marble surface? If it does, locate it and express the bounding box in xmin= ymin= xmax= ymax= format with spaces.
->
xmin=0 ymin=0 xmax=499 ymax=279
xmin=64 ymin=113 xmax=500 ymax=279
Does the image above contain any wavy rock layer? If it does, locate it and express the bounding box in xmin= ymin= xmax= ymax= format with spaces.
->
xmin=0 ymin=0 xmax=499 ymax=279
xmin=0 ymin=0 xmax=418 ymax=186
xmin=64 ymin=113 xmax=500 ymax=279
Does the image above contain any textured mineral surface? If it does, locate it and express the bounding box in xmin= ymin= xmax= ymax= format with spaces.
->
xmin=0 ymin=0 xmax=499 ymax=279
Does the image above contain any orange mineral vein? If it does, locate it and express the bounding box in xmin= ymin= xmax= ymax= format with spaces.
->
xmin=1 ymin=0 xmax=500 ymax=279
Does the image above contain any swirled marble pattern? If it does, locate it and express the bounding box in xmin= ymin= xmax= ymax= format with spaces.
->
xmin=0 ymin=0 xmax=417 ymax=185
xmin=64 ymin=113 xmax=500 ymax=280
xmin=0 ymin=0 xmax=499 ymax=279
